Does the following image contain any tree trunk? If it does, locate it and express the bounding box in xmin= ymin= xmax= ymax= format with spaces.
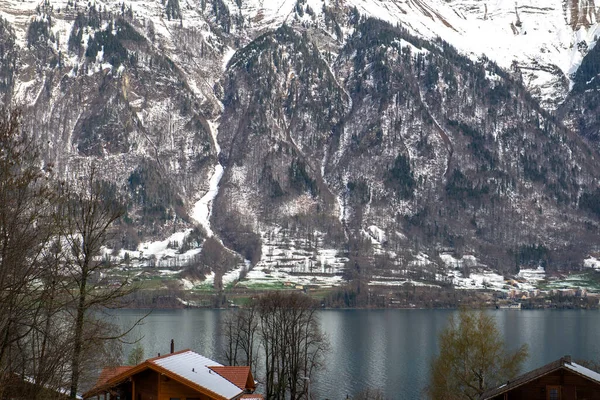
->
xmin=69 ymin=274 xmax=87 ymax=399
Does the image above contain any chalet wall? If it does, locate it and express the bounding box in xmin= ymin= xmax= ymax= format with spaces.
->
xmin=158 ymin=375 xmax=212 ymax=400
xmin=491 ymin=369 xmax=600 ymax=400
xmin=133 ymin=369 xmax=159 ymax=400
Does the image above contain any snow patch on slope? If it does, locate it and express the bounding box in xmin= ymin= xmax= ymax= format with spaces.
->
xmin=191 ymin=164 xmax=224 ymax=237
xmin=238 ymin=227 xmax=348 ymax=288
xmin=440 ymin=253 xmax=505 ymax=290
xmin=584 ymin=256 xmax=600 ymax=269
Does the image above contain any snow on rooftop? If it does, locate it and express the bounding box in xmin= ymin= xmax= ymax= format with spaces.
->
xmin=566 ymin=362 xmax=600 ymax=384
xmin=151 ymin=351 xmax=242 ymax=399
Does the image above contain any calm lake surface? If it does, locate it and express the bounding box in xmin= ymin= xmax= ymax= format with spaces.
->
xmin=113 ymin=309 xmax=600 ymax=399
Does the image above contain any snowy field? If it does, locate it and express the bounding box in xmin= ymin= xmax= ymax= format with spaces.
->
xmin=102 ymin=230 xmax=600 ymax=295
xmin=241 ymin=228 xmax=348 ymax=288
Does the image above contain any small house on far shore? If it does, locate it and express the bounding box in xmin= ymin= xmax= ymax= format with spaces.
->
xmin=83 ymin=348 xmax=262 ymax=400
xmin=480 ymin=355 xmax=600 ymax=400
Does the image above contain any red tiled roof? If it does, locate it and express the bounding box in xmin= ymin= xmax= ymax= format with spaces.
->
xmin=209 ymin=366 xmax=252 ymax=389
xmin=93 ymin=366 xmax=133 ymax=388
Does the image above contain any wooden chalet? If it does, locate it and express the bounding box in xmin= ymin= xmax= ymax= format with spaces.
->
xmin=480 ymin=355 xmax=600 ymax=400
xmin=83 ymin=349 xmax=262 ymax=400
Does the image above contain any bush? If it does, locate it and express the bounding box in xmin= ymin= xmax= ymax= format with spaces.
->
xmin=427 ymin=310 xmax=528 ymax=399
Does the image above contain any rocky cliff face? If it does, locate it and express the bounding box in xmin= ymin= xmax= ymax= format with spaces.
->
xmin=2 ymin=0 xmax=600 ymax=285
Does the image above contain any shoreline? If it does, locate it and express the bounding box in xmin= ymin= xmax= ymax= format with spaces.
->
xmin=119 ymin=284 xmax=600 ymax=310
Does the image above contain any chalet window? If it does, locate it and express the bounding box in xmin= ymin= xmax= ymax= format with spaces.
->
xmin=547 ymin=385 xmax=561 ymax=400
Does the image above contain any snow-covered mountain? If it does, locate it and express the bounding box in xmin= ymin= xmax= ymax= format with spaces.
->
xmin=2 ymin=0 xmax=600 ymax=290
xmin=3 ymin=0 xmax=599 ymax=108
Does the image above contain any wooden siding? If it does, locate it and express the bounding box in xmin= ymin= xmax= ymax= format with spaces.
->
xmin=133 ymin=369 xmax=159 ymax=400
xmin=158 ymin=375 xmax=213 ymax=400
xmin=490 ymin=369 xmax=600 ymax=400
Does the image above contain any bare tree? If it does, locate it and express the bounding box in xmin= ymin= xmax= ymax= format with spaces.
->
xmin=0 ymin=110 xmax=140 ymax=398
xmin=223 ymin=303 xmax=259 ymax=370
xmin=22 ymin=240 xmax=73 ymax=399
xmin=0 ymin=108 xmax=56 ymax=397
xmin=56 ymin=165 xmax=137 ymax=398
xmin=223 ymin=292 xmax=328 ymax=400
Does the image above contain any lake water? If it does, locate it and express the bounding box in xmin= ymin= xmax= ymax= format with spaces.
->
xmin=113 ymin=309 xmax=600 ymax=399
